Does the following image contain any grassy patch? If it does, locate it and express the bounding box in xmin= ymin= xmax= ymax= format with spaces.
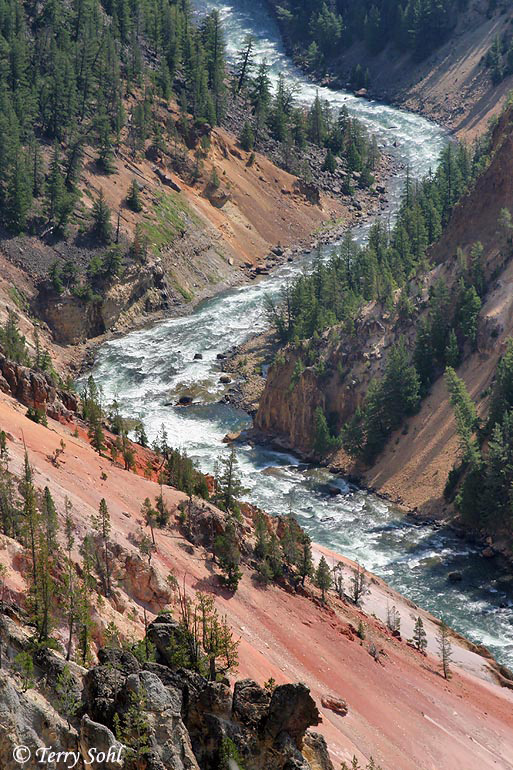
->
xmin=314 ymin=215 xmax=345 ymax=234
xmin=176 ymin=285 xmax=193 ymax=302
xmin=142 ymin=191 xmax=198 ymax=254
xmin=8 ymin=286 xmax=29 ymax=311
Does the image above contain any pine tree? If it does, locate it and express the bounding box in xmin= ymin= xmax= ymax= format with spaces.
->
xmin=214 ymin=520 xmax=242 ymax=590
xmin=91 ymin=498 xmax=112 ymax=597
xmin=457 ymin=284 xmax=481 ymax=347
xmin=196 ymin=592 xmax=239 ymax=680
xmin=437 ymin=619 xmax=452 ymax=679
xmin=297 ymin=533 xmax=313 ymax=586
xmin=445 ymin=328 xmax=460 ymax=368
xmin=63 ymin=498 xmax=77 ymax=661
xmin=21 ymin=452 xmax=41 ymax=633
xmin=239 ymin=121 xmax=254 ymax=151
xmin=14 ymin=650 xmax=35 ymax=692
xmin=91 ymin=189 xmax=112 ymax=243
xmin=0 ymin=311 xmax=30 ymax=364
xmin=55 ymin=666 xmax=80 ymax=729
xmin=251 ymin=62 xmax=271 ymax=135
xmin=413 ymin=616 xmax=427 ymax=653
xmin=254 ymin=512 xmax=270 ymax=559
xmin=332 ymin=562 xmax=345 ymax=599
xmin=386 ymin=602 xmax=401 ymax=634
xmin=281 ymin=513 xmax=300 ymax=565
xmin=77 ymin=536 xmax=95 ymax=665
xmin=233 ymin=35 xmax=254 ymax=94
xmin=314 ymin=406 xmax=338 ymax=456
xmin=120 ymin=432 xmax=135 ymax=471
xmin=308 ymin=91 xmax=325 ymax=146
xmin=89 ymin=416 xmax=105 ymax=455
xmin=45 ymin=142 xmax=73 ymax=232
xmin=216 ymin=447 xmax=245 ymax=514
xmin=489 ymin=339 xmax=513 ymax=428
xmin=314 ymin=555 xmax=332 ymax=602
xmin=114 ymin=687 xmax=151 ymax=766
xmin=5 ymin=153 xmax=31 ymax=233
xmin=141 ymin=497 xmax=158 ymax=545
xmin=350 ymin=563 xmax=369 ymax=606
xmin=35 ymin=486 xmax=59 ymax=642
xmin=445 ymin=367 xmax=480 ymax=466
xmin=322 ymin=148 xmax=336 ymax=173
xmin=126 ymin=178 xmax=142 ymax=212
xmin=267 ymin=532 xmax=284 ymax=579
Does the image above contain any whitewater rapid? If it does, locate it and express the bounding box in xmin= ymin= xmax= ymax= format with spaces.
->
xmin=89 ymin=0 xmax=513 ymax=666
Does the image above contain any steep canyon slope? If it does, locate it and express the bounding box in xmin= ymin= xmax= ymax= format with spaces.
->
xmin=0 ymin=392 xmax=513 ymax=769
xmin=269 ymin=0 xmax=513 ymax=139
xmin=255 ymin=104 xmax=513 ymax=522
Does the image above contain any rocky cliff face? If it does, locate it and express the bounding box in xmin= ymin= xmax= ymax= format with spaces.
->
xmin=0 ymin=612 xmax=330 ymax=770
xmin=0 ymin=354 xmax=78 ymax=418
xmin=37 ymin=259 xmax=169 ymax=345
xmin=254 ymin=306 xmax=399 ymax=456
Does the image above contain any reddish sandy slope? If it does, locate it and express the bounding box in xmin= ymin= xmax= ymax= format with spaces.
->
xmin=1 ymin=394 xmax=512 ymax=770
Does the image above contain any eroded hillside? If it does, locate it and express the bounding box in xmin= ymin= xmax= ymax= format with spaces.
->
xmin=0 ymin=391 xmax=513 ymax=769
xmin=254 ymin=104 xmax=513 ymax=529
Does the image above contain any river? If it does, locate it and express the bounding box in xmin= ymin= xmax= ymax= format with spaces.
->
xmin=89 ymin=0 xmax=513 ymax=667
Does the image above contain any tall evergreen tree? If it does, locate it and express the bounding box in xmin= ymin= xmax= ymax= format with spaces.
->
xmin=314 ymin=555 xmax=332 ymax=602
xmin=91 ymin=189 xmax=112 ymax=243
xmin=91 ymin=498 xmax=112 ymax=597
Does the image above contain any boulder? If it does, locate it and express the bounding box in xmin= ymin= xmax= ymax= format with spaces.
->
xmin=97 ymin=648 xmax=140 ymax=673
xmin=146 ymin=614 xmax=190 ymax=669
xmin=153 ymin=166 xmax=182 ymax=192
xmin=0 ymin=354 xmax=78 ymax=417
xmin=125 ymin=671 xmax=182 ymax=716
xmin=222 ymin=432 xmax=240 ymax=444
xmin=264 ymin=683 xmax=321 ymax=747
xmin=196 ymin=681 xmax=232 ymax=720
xmin=120 ymin=552 xmax=172 ymax=611
xmin=232 ymin=679 xmax=271 ymax=728
xmin=448 ymin=571 xmax=463 ymax=583
xmin=219 ymin=375 xmax=231 ymax=384
xmin=0 ymin=671 xmax=76 ymax=769
xmin=320 ymin=695 xmax=348 ymax=717
xmin=302 ymin=732 xmax=334 ymax=770
xmin=82 ymin=663 xmax=129 ymax=726
xmin=33 ymin=647 xmax=83 ymax=699
xmin=124 ymin=672 xmax=200 ymax=770
xmin=293 ymin=180 xmax=321 ymax=206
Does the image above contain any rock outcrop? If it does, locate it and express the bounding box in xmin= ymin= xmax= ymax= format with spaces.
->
xmin=0 ymin=354 xmax=78 ymax=418
xmin=37 ymin=260 xmax=167 ymax=345
xmin=78 ymin=641 xmax=328 ymax=770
